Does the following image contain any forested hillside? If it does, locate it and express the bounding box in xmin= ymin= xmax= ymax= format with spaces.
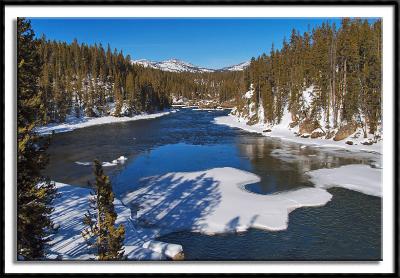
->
xmin=37 ymin=37 xmax=246 ymax=123
xmin=38 ymin=39 xmax=175 ymax=122
xmin=236 ymin=18 xmax=382 ymax=138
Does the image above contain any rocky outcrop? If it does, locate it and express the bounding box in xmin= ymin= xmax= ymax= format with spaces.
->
xmin=361 ymin=140 xmax=373 ymax=145
xmin=299 ymin=118 xmax=319 ymax=134
xmin=311 ymin=131 xmax=325 ymax=139
xmin=333 ymin=122 xmax=358 ymax=141
xmin=172 ymin=251 xmax=185 ymax=261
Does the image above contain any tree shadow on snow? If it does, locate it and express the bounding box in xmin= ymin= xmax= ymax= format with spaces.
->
xmin=124 ymin=172 xmax=222 ymax=237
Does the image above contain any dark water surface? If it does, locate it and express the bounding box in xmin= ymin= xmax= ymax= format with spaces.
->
xmin=44 ymin=108 xmax=381 ymax=260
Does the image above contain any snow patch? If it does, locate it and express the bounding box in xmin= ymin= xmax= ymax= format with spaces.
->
xmin=142 ymin=241 xmax=183 ymax=259
xmin=307 ymin=164 xmax=382 ymax=197
xmin=101 ymin=162 xmax=118 ymax=167
xmin=244 ymin=84 xmax=254 ymax=99
xmin=301 ymin=85 xmax=314 ymax=108
xmin=74 ymin=161 xmax=92 ymax=166
xmin=75 ymin=156 xmax=128 ymax=167
xmin=112 ymin=156 xmax=128 ymax=164
xmin=257 ymin=99 xmax=265 ymax=124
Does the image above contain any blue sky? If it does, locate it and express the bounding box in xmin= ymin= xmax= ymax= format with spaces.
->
xmin=29 ymin=18 xmax=371 ymax=69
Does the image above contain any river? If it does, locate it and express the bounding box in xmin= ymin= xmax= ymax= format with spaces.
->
xmin=44 ymin=108 xmax=381 ymax=260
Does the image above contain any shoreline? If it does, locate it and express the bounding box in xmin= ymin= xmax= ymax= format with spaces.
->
xmin=36 ymin=109 xmax=177 ymax=135
xmin=213 ymin=114 xmax=383 ymax=155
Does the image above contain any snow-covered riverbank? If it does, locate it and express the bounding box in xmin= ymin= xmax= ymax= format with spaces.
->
xmin=49 ymin=182 xmax=183 ymax=260
xmin=36 ymin=109 xmax=177 ymax=135
xmin=214 ymin=114 xmax=382 ymax=154
xmin=49 ymin=164 xmax=381 ymax=260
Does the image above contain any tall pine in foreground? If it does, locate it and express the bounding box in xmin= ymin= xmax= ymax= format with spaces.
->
xmin=82 ymin=160 xmax=125 ymax=260
xmin=17 ymin=18 xmax=57 ymax=260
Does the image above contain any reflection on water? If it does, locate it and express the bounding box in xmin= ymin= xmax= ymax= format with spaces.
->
xmin=44 ymin=108 xmax=381 ymax=260
xmin=236 ymin=137 xmax=373 ymax=195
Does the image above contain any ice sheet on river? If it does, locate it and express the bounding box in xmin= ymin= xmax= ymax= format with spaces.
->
xmin=307 ymin=164 xmax=382 ymax=197
xmin=75 ymin=156 xmax=128 ymax=167
xmin=122 ymin=167 xmax=332 ymax=234
xmin=50 ymin=167 xmax=332 ymax=260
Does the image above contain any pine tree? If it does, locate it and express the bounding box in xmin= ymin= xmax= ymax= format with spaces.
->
xmin=126 ymin=71 xmax=136 ymax=115
xmin=337 ymin=18 xmax=359 ymax=123
xmin=17 ymin=18 xmax=57 ymax=260
xmin=74 ymin=72 xmax=83 ymax=117
xmin=82 ymin=160 xmax=125 ymax=260
xmin=113 ymin=74 xmax=123 ymax=116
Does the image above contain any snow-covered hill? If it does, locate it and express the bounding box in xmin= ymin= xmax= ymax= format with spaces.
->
xmin=218 ymin=61 xmax=250 ymax=72
xmin=132 ymin=58 xmax=214 ymax=73
xmin=132 ymin=58 xmax=249 ymax=73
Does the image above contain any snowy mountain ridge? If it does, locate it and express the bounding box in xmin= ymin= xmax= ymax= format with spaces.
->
xmin=132 ymin=58 xmax=249 ymax=73
xmin=218 ymin=61 xmax=251 ymax=72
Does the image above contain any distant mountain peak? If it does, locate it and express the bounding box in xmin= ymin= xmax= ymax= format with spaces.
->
xmin=219 ymin=61 xmax=251 ymax=72
xmin=131 ymin=58 xmax=249 ymax=73
xmin=166 ymin=58 xmax=183 ymax=63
